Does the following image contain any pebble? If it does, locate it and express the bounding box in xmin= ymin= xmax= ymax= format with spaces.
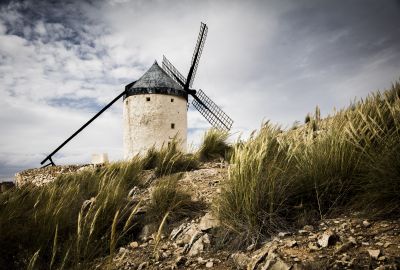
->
xmin=129 ymin=241 xmax=139 ymax=249
xmin=363 ymin=220 xmax=371 ymax=228
xmin=384 ymin=242 xmax=392 ymax=248
xmin=367 ymin=249 xmax=381 ymax=260
xmin=206 ymin=261 xmax=214 ymax=268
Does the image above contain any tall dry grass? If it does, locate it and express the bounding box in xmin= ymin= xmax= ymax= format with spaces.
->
xmin=215 ymin=81 xmax=400 ymax=246
xmin=0 ymin=158 xmax=144 ymax=269
xmin=142 ymin=140 xmax=199 ymax=177
xmin=197 ymin=129 xmax=231 ymax=161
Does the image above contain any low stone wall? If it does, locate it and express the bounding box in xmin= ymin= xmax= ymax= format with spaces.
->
xmin=15 ymin=165 xmax=89 ymax=187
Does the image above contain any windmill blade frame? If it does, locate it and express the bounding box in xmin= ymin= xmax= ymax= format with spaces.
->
xmin=40 ymin=82 xmax=136 ymax=166
xmin=192 ymin=89 xmax=233 ymax=131
xmin=186 ymin=22 xmax=208 ymax=89
xmin=162 ymin=55 xmax=187 ymax=87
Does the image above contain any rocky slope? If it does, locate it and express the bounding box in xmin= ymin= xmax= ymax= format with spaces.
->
xmin=91 ymin=162 xmax=400 ymax=270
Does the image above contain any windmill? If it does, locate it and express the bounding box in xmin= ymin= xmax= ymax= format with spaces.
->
xmin=40 ymin=22 xmax=233 ymax=166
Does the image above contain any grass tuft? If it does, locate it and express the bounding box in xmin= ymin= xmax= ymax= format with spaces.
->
xmin=197 ymin=129 xmax=231 ymax=161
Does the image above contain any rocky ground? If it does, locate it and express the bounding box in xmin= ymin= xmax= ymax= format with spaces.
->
xmin=15 ymin=164 xmax=90 ymax=187
xmin=90 ymin=162 xmax=400 ymax=270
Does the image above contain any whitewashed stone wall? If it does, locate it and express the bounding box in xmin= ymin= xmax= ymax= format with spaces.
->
xmin=123 ymin=93 xmax=187 ymax=159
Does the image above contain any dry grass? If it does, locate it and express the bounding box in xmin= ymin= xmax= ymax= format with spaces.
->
xmin=0 ymin=158 xmax=144 ymax=269
xmin=215 ymin=81 xmax=400 ymax=246
xmin=142 ymin=141 xmax=199 ymax=177
xmin=197 ymin=129 xmax=231 ymax=161
xmin=146 ymin=174 xmax=204 ymax=223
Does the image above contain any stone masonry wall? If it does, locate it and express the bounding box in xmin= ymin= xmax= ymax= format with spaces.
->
xmin=123 ymin=93 xmax=187 ymax=159
xmin=15 ymin=165 xmax=89 ymax=187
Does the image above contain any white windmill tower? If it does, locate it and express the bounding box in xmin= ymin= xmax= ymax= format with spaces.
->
xmin=40 ymin=23 xmax=233 ymax=166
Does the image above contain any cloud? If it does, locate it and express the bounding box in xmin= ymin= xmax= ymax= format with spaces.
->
xmin=0 ymin=0 xmax=400 ymax=180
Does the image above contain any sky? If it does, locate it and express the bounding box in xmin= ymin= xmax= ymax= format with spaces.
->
xmin=0 ymin=0 xmax=399 ymax=181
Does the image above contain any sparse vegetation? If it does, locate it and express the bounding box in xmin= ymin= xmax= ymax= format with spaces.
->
xmin=216 ymin=81 xmax=400 ymax=246
xmin=197 ymin=129 xmax=231 ymax=161
xmin=143 ymin=141 xmax=199 ymax=177
xmin=0 ymin=158 xmax=144 ymax=269
xmin=146 ymin=174 xmax=202 ymax=223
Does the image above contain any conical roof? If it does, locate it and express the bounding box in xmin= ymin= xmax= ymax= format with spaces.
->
xmin=132 ymin=61 xmax=183 ymax=90
xmin=125 ymin=61 xmax=186 ymax=99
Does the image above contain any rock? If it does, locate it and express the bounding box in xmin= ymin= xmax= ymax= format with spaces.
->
xmin=129 ymin=241 xmax=139 ymax=249
xmin=363 ymin=220 xmax=371 ymax=228
xmin=384 ymin=242 xmax=392 ymax=248
xmin=298 ymin=229 xmax=308 ymax=235
xmin=197 ymin=257 xmax=207 ymax=264
xmin=348 ymin=236 xmax=357 ymax=245
xmin=184 ymin=231 xmax=203 ymax=254
xmin=378 ymin=256 xmax=386 ymax=261
xmin=248 ymin=244 xmax=276 ymax=270
xmin=180 ymin=224 xmax=201 ymax=244
xmin=231 ymin=252 xmax=250 ymax=269
xmin=278 ymin=232 xmax=291 ymax=237
xmin=170 ymin=223 xmax=187 ymax=241
xmin=317 ymin=230 xmax=338 ymax=248
xmin=199 ymin=212 xmax=220 ymax=231
xmin=118 ymin=247 xmax=128 ymax=254
xmin=286 ymin=240 xmax=298 ymax=248
xmin=206 ymin=261 xmax=214 ymax=268
xmin=188 ymin=234 xmax=208 ymax=256
xmin=367 ymin=249 xmax=381 ymax=260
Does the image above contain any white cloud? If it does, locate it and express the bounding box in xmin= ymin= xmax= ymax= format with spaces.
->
xmin=0 ymin=0 xmax=399 ymax=179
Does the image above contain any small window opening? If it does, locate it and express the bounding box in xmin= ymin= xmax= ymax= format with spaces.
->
xmin=171 ymin=123 xmax=175 ymax=129
xmin=171 ymin=98 xmax=174 ymax=102
xmin=146 ymin=97 xmax=150 ymax=101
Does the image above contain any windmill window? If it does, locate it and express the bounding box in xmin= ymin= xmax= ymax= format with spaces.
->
xmin=171 ymin=98 xmax=174 ymax=102
xmin=171 ymin=123 xmax=175 ymax=129
xmin=146 ymin=97 xmax=150 ymax=101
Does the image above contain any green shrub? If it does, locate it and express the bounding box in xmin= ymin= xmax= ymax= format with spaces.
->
xmin=197 ymin=129 xmax=231 ymax=161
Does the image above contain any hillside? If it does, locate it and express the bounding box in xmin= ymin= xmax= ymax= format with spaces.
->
xmin=1 ymin=82 xmax=400 ymax=269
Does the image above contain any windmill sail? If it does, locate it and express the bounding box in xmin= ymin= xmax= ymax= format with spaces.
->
xmin=162 ymin=55 xmax=186 ymax=87
xmin=192 ymin=89 xmax=233 ymax=131
xmin=187 ymin=22 xmax=208 ymax=88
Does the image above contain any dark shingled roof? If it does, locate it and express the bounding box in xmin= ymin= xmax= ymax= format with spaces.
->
xmin=124 ymin=61 xmax=187 ymax=99
xmin=133 ymin=61 xmax=183 ymax=89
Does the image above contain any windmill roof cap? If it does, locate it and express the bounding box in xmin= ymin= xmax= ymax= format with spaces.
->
xmin=130 ymin=61 xmax=183 ymax=90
